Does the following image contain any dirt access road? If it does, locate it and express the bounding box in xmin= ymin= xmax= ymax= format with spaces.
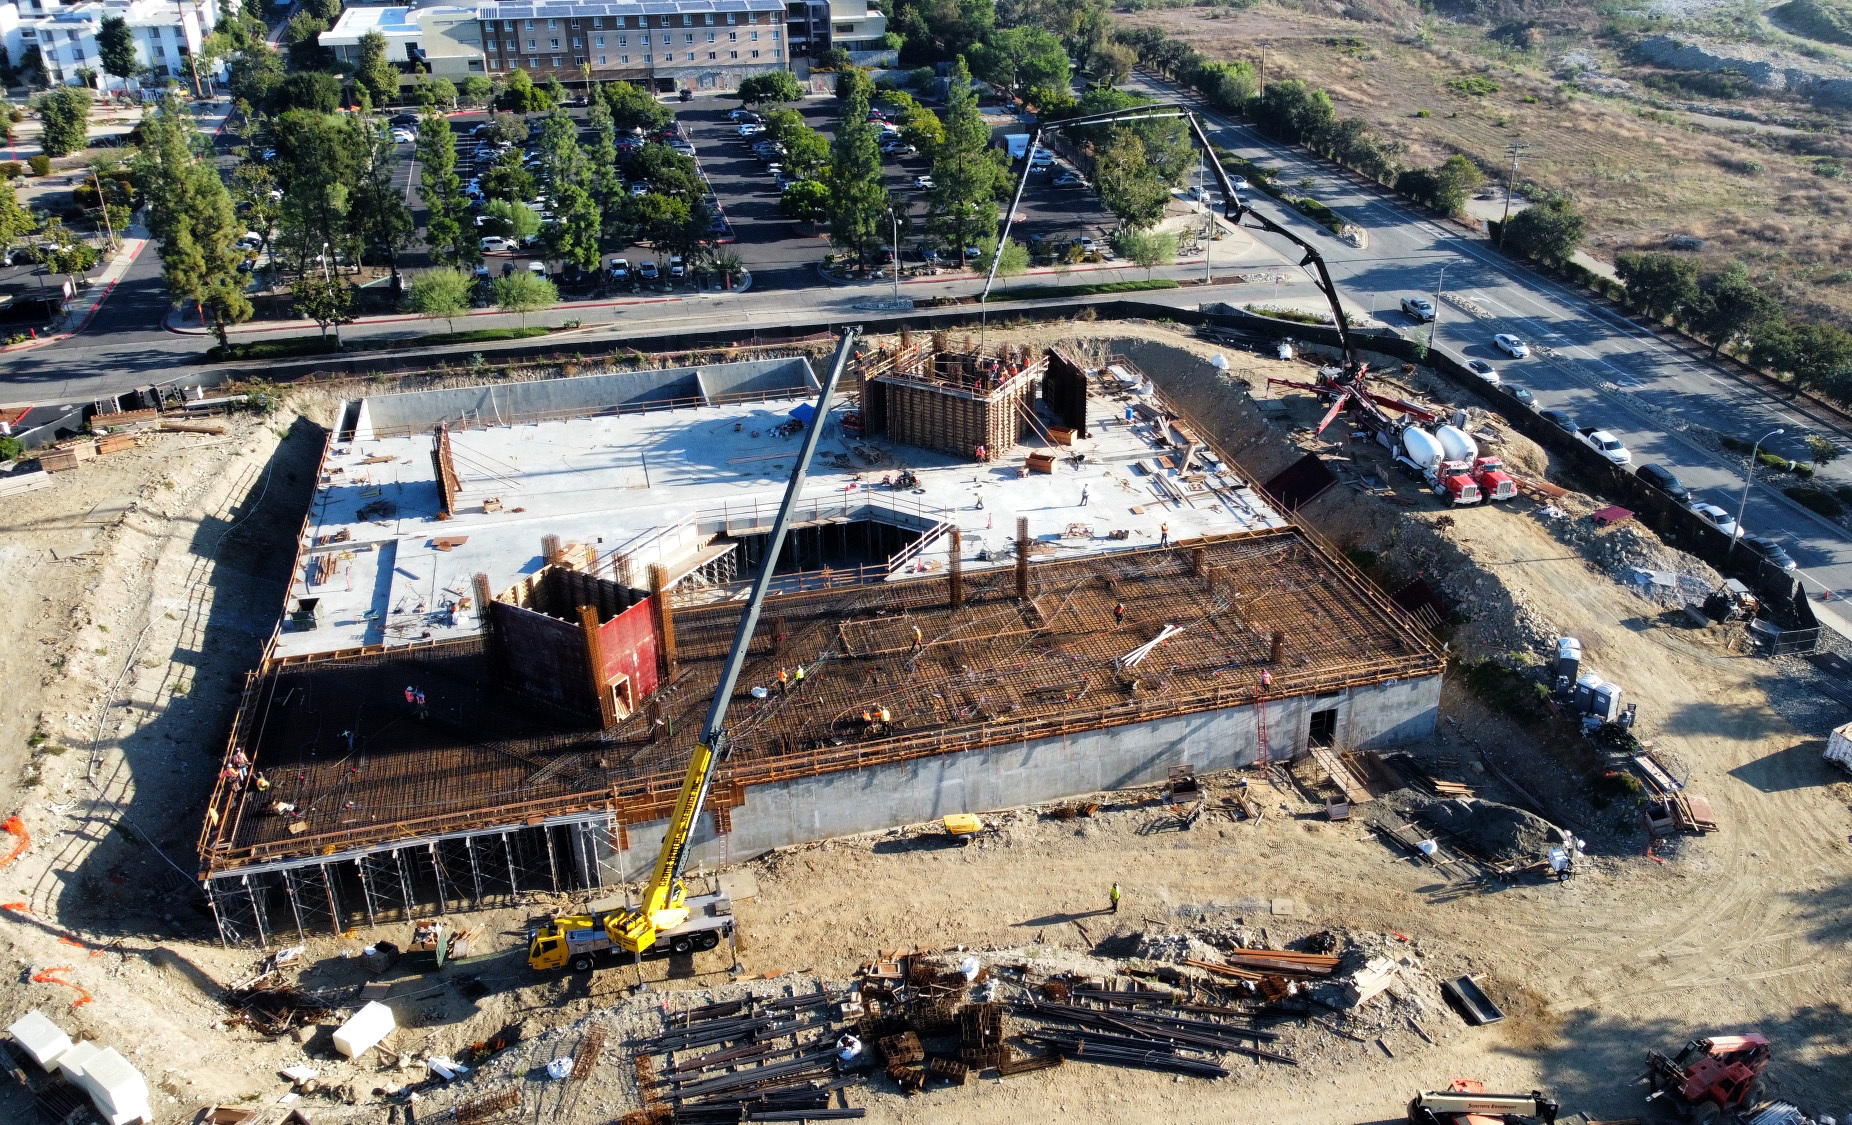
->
xmin=0 ymin=335 xmax=1847 ymax=1124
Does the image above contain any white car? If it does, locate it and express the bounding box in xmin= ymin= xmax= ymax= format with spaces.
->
xmin=1079 ymin=236 xmax=1098 ymax=254
xmin=1029 ymin=148 xmax=1054 ymax=168
xmin=1688 ymin=501 xmax=1741 ymax=538
xmin=913 ymin=175 xmax=934 ymax=190
xmin=1465 ymin=358 xmax=1501 ymax=386
xmin=737 ymin=123 xmax=765 ymax=137
xmin=1494 ymin=333 xmax=1530 ymax=358
xmin=669 ymin=254 xmax=686 ymax=279
xmin=1053 ymin=172 xmax=1087 ymax=188
xmin=1580 ymin=429 xmax=1632 ymax=465
xmin=480 ymin=235 xmax=517 ymax=252
xmin=390 ymin=128 xmax=416 ymax=144
xmin=1400 ymin=296 xmax=1436 ymax=322
xmin=608 ymin=256 xmax=630 ymax=280
xmin=525 ymin=261 xmax=548 ymax=279
xmin=1231 ymin=175 xmax=1250 ymax=190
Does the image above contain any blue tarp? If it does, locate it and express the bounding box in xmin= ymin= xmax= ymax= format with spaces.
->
xmin=788 ymin=402 xmax=817 ymax=427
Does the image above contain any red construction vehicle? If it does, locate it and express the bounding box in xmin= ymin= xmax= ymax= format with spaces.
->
xmin=1643 ymin=1033 xmax=1769 ymax=1124
xmin=1433 ymin=460 xmax=1482 ymax=506
xmin=1471 ymin=456 xmax=1516 ymax=501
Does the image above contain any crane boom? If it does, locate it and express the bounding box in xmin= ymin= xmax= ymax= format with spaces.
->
xmin=608 ymin=327 xmax=859 ymax=954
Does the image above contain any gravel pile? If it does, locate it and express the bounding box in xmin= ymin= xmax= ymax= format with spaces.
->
xmin=1415 ymin=798 xmax=1567 ymax=863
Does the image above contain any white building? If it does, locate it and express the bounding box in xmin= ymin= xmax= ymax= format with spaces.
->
xmin=0 ymin=0 xmax=225 ymax=90
xmin=318 ymin=5 xmax=484 ymax=80
xmin=784 ymin=0 xmax=886 ymax=63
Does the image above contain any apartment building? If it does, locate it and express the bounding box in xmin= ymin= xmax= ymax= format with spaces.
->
xmin=476 ymin=0 xmax=788 ymax=94
xmin=0 ymin=0 xmax=223 ymax=90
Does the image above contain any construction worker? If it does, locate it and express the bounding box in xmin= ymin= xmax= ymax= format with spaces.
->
xmin=777 ymin=668 xmax=789 ymax=695
xmin=404 ymin=685 xmax=417 ymax=713
xmin=1080 ymin=484 xmax=1090 ymax=507
xmin=414 ymin=689 xmax=428 ymax=719
xmin=793 ymin=665 xmax=804 ymax=690
xmin=1113 ymin=601 xmax=1125 ymax=627
xmin=254 ymin=773 xmax=270 ymax=792
xmin=911 ymin=624 xmax=923 ymax=652
xmin=1109 ymin=882 xmax=1121 ymax=914
xmin=1159 ymin=522 xmax=1170 ymax=548
xmin=1260 ymin=669 xmax=1274 ymax=689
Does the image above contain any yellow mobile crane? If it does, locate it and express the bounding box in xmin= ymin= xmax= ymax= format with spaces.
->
xmin=528 ymin=329 xmax=858 ymax=974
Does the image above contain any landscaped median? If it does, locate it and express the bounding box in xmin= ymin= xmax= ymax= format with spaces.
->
xmin=915 ymin=279 xmax=1181 ymax=308
xmin=204 ymin=326 xmax=557 ymax=363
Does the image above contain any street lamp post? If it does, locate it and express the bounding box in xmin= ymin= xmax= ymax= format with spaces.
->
xmin=1732 ymin=427 xmax=1783 ymax=557
xmin=322 ymin=241 xmax=343 ymax=348
xmin=889 ymin=207 xmax=900 ymax=306
xmin=1426 ymin=266 xmax=1446 ymax=355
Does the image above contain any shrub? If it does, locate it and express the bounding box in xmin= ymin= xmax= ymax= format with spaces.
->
xmin=1785 ymin=485 xmax=1845 ymax=518
xmin=1447 ymin=75 xmax=1500 ymax=96
xmin=1806 ymin=435 xmax=1840 ymax=464
xmin=0 ymin=434 xmax=22 ymax=462
xmin=1757 ymin=451 xmax=1792 ymax=471
xmin=0 ymin=161 xmax=20 ymax=178
xmin=1462 ymin=659 xmax=1552 ymax=727
xmin=28 ymin=154 xmax=50 ymax=176
xmin=1793 ymin=462 xmax=1815 ymax=478
xmin=1292 ymin=196 xmax=1343 ymax=233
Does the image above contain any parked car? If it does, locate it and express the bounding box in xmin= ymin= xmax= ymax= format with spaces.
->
xmin=1493 ymin=332 xmax=1530 ymax=358
xmin=608 ymin=256 xmax=630 ymax=282
xmin=389 ymin=112 xmax=420 ymax=127
xmin=1578 ymin=428 xmax=1632 ymax=465
xmin=913 ymin=175 xmax=934 ymax=190
xmin=1539 ymin=408 xmax=1577 ymax=432
xmin=390 ymin=128 xmax=416 ymax=144
xmin=1635 ymin=463 xmax=1691 ymax=503
xmin=630 ymin=182 xmax=650 ymax=197
xmin=1231 ymin=175 xmax=1250 ymax=190
xmin=669 ymin=255 xmax=686 ymax=280
xmin=1509 ymin=386 xmax=1534 ymax=407
xmin=638 ymin=259 xmax=660 ymax=283
xmin=1689 ymin=501 xmax=1741 ymax=538
xmin=1400 ymin=296 xmax=1436 ymax=322
xmin=728 ymin=108 xmax=758 ymax=123
xmin=1029 ymin=148 xmax=1055 ymax=169
xmin=480 ymin=235 xmax=517 ymax=252
xmin=1054 ymin=172 xmax=1088 ymax=188
xmin=1742 ymin=534 xmax=1797 ymax=570
xmin=737 ymin=123 xmax=765 ymax=137
xmin=1079 ymin=236 xmax=1098 ymax=254
xmin=525 ymin=261 xmax=548 ymax=280
xmin=1465 ymin=358 xmax=1500 ymax=386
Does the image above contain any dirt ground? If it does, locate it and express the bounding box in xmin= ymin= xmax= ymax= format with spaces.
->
xmin=1 ymin=330 xmax=1848 ymax=1125
xmin=1122 ymin=4 xmax=1852 ymax=321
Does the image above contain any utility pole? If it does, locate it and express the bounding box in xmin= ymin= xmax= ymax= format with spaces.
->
xmin=888 ymin=206 xmax=900 ymax=306
xmin=1427 ymin=265 xmax=1446 ymax=355
xmin=1258 ymin=48 xmax=1266 ymax=98
xmin=1498 ymin=142 xmax=1527 ymax=246
xmin=1199 ymin=144 xmax=1212 ymax=288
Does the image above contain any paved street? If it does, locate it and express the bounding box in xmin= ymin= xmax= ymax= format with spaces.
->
xmin=1119 ymin=71 xmax=1852 ymax=636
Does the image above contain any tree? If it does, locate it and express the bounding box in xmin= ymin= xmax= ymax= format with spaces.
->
xmin=585 ymin=99 xmax=627 ymax=250
xmin=291 ymin=276 xmax=354 ymax=339
xmin=927 ymin=57 xmax=1006 ymax=266
xmin=37 ymin=87 xmax=91 ymax=158
xmin=134 ymin=93 xmax=252 ymax=345
xmin=484 ymin=198 xmax=541 ymax=243
xmin=1687 ymin=262 xmax=1774 ymax=358
xmin=496 ymin=68 xmax=553 ymax=113
xmin=899 ymin=103 xmax=944 ymax=156
xmin=535 ymin=107 xmax=588 ymax=187
xmin=408 ymin=268 xmax=473 ymax=334
xmin=271 ymin=70 xmax=340 ymax=114
xmin=283 ymin=12 xmax=332 ymax=71
xmin=416 ymin=108 xmax=477 ymax=267
xmin=305 ymin=0 xmax=343 ymax=21
xmin=230 ymin=160 xmax=281 ymax=264
xmin=738 ymin=70 xmax=802 ymax=106
xmin=492 ymin=270 xmax=555 ymax=327
xmin=1114 ymin=227 xmax=1179 ymax=277
xmin=38 ymin=217 xmax=100 ymax=284
xmin=226 ymin=37 xmax=284 ymax=110
xmin=1396 ymin=154 xmax=1481 ymax=216
xmin=0 ymin=177 xmax=33 ymax=253
xmin=968 ymin=28 xmax=1069 ymax=98
xmin=1615 ymin=251 xmax=1699 ymax=324
xmin=889 ymin=0 xmax=991 ymax=64
xmin=356 ymin=31 xmax=400 ymax=107
xmin=1248 ymin=80 xmax=1334 ymax=147
xmin=826 ymin=83 xmax=889 ymax=271
xmin=421 ymin=77 xmax=458 ymax=110
xmin=834 ymin=66 xmax=874 ymax=103
xmin=1092 ymin=41 xmax=1136 ymax=86
xmin=1500 ymin=198 xmax=1584 ymax=268
xmin=546 ymin=181 xmax=602 ymax=273
xmin=348 ymin=116 xmax=412 ymax=268
xmin=1786 ymin=321 xmax=1852 ymax=395
xmin=782 ymin=178 xmax=829 ymax=224
xmin=483 ymin=147 xmax=537 ymax=204
xmin=271 ymin=109 xmax=363 ymax=276
xmin=483 ymin=111 xmax=529 ymax=147
xmin=975 ymin=235 xmax=1027 ymax=284
xmin=603 ymin=81 xmax=671 ymax=133
xmin=461 ymin=75 xmax=493 ymax=107
xmin=1093 ymin=131 xmax=1170 ymax=229
xmin=782 ymin=126 xmax=829 ymax=181
xmin=98 ymin=15 xmax=137 ymax=87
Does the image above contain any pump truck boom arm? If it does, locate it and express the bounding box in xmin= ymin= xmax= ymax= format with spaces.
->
xmin=1409 ymin=1086 xmax=1560 ymax=1125
xmin=607 ymin=327 xmax=859 ymax=955
xmin=983 ymin=104 xmax=1358 ymax=379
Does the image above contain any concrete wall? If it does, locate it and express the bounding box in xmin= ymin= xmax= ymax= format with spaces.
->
xmin=603 ymin=673 xmax=1440 ymax=880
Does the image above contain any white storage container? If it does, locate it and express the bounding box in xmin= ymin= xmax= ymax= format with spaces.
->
xmin=1826 ymin=721 xmax=1852 ymax=774
xmin=6 ymin=1010 xmax=72 ymax=1069
xmin=56 ymin=1039 xmax=102 ymax=1082
xmin=333 ymin=1001 xmax=396 ymax=1059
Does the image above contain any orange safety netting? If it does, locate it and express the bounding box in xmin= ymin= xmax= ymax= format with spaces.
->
xmin=0 ymin=816 xmax=27 ymax=868
xmin=31 ymin=967 xmax=92 ymax=1008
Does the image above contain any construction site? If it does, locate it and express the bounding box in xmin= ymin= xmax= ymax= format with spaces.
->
xmin=194 ymin=339 xmax=1441 ymax=944
xmin=0 ymin=322 xmax=1849 ymax=1125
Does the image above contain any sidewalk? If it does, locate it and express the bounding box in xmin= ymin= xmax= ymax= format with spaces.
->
xmin=0 ymin=224 xmax=150 ymax=355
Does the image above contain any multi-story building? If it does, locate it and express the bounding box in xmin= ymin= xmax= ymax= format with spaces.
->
xmin=319 ymin=5 xmax=486 ymax=81
xmin=783 ymin=0 xmax=887 ymax=63
xmin=0 ymin=0 xmax=224 ymax=90
xmin=474 ymin=0 xmax=787 ymax=94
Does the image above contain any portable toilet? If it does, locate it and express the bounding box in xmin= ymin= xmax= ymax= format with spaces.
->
xmin=1590 ymin=681 xmax=1623 ymax=723
xmin=1572 ymin=672 xmax=1602 ymax=714
xmin=1553 ymin=637 xmax=1582 ymax=686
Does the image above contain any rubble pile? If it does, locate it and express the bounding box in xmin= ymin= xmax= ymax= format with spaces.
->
xmin=1539 ymin=505 xmax=1722 ymax=593
xmin=1415 ymin=798 xmax=1566 ymax=863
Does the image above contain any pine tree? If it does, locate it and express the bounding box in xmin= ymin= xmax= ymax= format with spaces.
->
xmin=347 ymin=115 xmax=413 ymax=269
xmin=133 ymin=93 xmax=251 ymax=345
xmin=416 ymin=108 xmax=478 ymax=267
xmin=827 ymin=84 xmax=889 ymax=272
xmin=928 ymin=57 xmax=1006 ymax=265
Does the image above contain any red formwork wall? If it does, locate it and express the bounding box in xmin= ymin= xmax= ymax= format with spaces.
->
xmin=596 ymin=597 xmax=661 ymax=701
